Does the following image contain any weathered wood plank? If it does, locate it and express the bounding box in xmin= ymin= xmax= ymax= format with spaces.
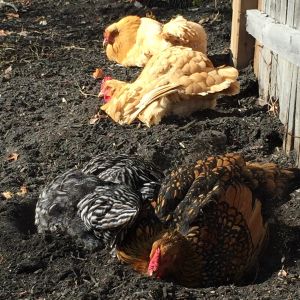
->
xmin=269 ymin=0 xmax=276 ymax=18
xmin=230 ymin=0 xmax=258 ymax=69
xmin=253 ymin=0 xmax=264 ymax=77
xmin=258 ymin=47 xmax=272 ymax=104
xmin=283 ymin=64 xmax=297 ymax=154
xmin=268 ymin=0 xmax=279 ymax=105
xmin=257 ymin=0 xmax=263 ymax=10
xmin=246 ymin=10 xmax=300 ymax=67
xmin=255 ymin=0 xmax=270 ymax=105
xmin=264 ymin=0 xmax=271 ymax=14
xmin=249 ymin=0 xmax=300 ymax=165
xmin=276 ymin=0 xmax=288 ymax=124
xmin=280 ymin=0 xmax=288 ymax=24
xmin=275 ymin=0 xmax=282 ymax=21
xmin=294 ymin=70 xmax=300 ymax=165
xmin=294 ymin=0 xmax=300 ymax=29
xmin=286 ymin=0 xmax=296 ymax=27
xmin=279 ymin=60 xmax=292 ymax=125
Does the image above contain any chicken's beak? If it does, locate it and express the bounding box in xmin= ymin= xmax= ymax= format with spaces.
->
xmin=102 ymin=39 xmax=108 ymax=47
xmin=98 ymin=91 xmax=104 ymax=98
xmin=148 ymin=269 xmax=160 ymax=278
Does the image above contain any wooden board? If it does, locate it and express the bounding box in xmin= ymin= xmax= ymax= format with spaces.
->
xmin=248 ymin=0 xmax=300 ymax=165
xmin=230 ymin=0 xmax=258 ymax=69
xmin=246 ymin=10 xmax=300 ymax=67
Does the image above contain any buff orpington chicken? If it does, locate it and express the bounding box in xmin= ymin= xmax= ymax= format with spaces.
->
xmin=100 ymin=46 xmax=240 ymax=126
xmin=103 ymin=15 xmax=207 ymax=67
xmin=79 ymin=153 xmax=300 ymax=287
xmin=35 ymin=153 xmax=163 ymax=249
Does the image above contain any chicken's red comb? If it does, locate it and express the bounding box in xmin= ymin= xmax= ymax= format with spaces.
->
xmin=148 ymin=247 xmax=160 ymax=274
xmin=99 ymin=76 xmax=113 ymax=101
xmin=100 ymin=76 xmax=112 ymax=90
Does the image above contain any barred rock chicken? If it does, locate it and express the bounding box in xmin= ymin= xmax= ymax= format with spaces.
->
xmin=103 ymin=15 xmax=207 ymax=67
xmin=0 ymin=0 xmax=18 ymax=11
xmin=93 ymin=153 xmax=300 ymax=287
xmin=82 ymin=153 xmax=162 ymax=202
xmin=100 ymin=46 xmax=239 ymax=126
xmin=35 ymin=153 xmax=162 ymax=249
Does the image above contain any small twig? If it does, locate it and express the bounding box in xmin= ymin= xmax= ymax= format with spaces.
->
xmin=78 ymin=88 xmax=99 ymax=98
xmin=75 ymin=82 xmax=98 ymax=98
xmin=63 ymin=45 xmax=86 ymax=50
xmin=111 ymin=281 xmax=126 ymax=291
xmin=179 ymin=119 xmax=197 ymax=130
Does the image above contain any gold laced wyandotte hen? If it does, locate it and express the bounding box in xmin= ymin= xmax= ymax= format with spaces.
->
xmin=78 ymin=153 xmax=300 ymax=287
xmin=100 ymin=46 xmax=240 ymax=127
xmin=103 ymin=15 xmax=207 ymax=67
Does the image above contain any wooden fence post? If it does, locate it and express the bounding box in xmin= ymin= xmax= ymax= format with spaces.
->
xmin=230 ymin=0 xmax=258 ymax=69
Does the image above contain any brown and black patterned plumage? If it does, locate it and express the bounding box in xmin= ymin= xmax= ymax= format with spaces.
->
xmin=118 ymin=153 xmax=300 ymax=287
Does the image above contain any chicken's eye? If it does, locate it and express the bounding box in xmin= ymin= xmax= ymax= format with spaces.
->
xmin=105 ymin=30 xmax=117 ymax=44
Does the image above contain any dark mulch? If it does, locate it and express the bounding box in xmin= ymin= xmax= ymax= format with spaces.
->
xmin=1 ymin=0 xmax=299 ymax=299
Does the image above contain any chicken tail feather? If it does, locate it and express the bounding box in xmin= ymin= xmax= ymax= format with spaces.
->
xmin=162 ymin=16 xmax=194 ymax=43
xmin=246 ymin=162 xmax=300 ymax=199
xmin=221 ymin=81 xmax=240 ymax=96
xmin=161 ymin=16 xmax=207 ymax=53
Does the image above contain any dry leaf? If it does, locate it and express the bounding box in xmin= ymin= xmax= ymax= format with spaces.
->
xmin=17 ymin=185 xmax=28 ymax=196
xmin=3 ymin=65 xmax=13 ymax=80
xmin=278 ymin=269 xmax=288 ymax=277
xmin=89 ymin=112 xmax=107 ymax=124
xmin=17 ymin=0 xmax=32 ymax=7
xmin=18 ymin=30 xmax=28 ymax=37
xmin=92 ymin=68 xmax=104 ymax=79
xmin=199 ymin=17 xmax=210 ymax=25
xmin=0 ymin=29 xmax=12 ymax=36
xmin=2 ymin=191 xmax=13 ymax=200
xmin=6 ymin=12 xmax=19 ymax=19
xmin=7 ymin=152 xmax=19 ymax=161
xmin=89 ymin=113 xmax=101 ymax=124
xmin=39 ymin=20 xmax=47 ymax=26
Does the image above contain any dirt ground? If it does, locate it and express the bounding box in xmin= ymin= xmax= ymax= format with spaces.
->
xmin=1 ymin=0 xmax=300 ymax=299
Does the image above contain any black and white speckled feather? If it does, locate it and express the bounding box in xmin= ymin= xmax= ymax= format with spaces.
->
xmin=35 ymin=154 xmax=162 ymax=249
xmin=35 ymin=169 xmax=107 ymax=249
xmin=82 ymin=153 xmax=163 ymax=202
xmin=77 ymin=184 xmax=142 ymax=247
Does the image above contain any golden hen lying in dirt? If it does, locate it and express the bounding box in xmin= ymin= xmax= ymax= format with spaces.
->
xmin=103 ymin=15 xmax=207 ymax=67
xmin=100 ymin=46 xmax=240 ymax=126
xmin=77 ymin=153 xmax=300 ymax=287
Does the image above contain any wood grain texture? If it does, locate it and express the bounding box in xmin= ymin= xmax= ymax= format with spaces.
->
xmin=230 ymin=0 xmax=258 ymax=69
xmin=246 ymin=0 xmax=300 ymax=165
